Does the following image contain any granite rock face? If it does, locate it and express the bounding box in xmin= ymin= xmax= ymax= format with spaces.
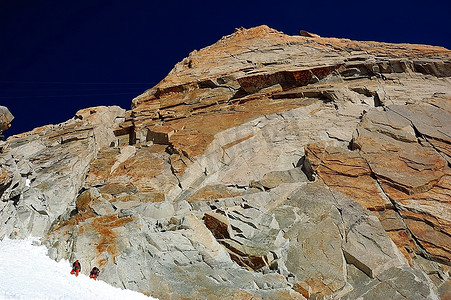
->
xmin=1 ymin=26 xmax=450 ymax=299
xmin=0 ymin=106 xmax=125 ymax=238
xmin=0 ymin=106 xmax=14 ymax=139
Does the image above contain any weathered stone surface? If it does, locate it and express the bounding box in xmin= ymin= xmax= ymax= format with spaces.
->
xmin=2 ymin=26 xmax=450 ymax=299
xmin=353 ymin=109 xmax=451 ymax=264
xmin=204 ymin=205 xmax=289 ymax=274
xmin=304 ymin=102 xmax=451 ymax=266
xmin=304 ymin=140 xmax=392 ymax=211
xmin=355 ymin=118 xmax=447 ymax=196
xmin=0 ymin=106 xmax=125 ymax=238
xmin=344 ymin=264 xmax=440 ymax=300
xmin=0 ymin=106 xmax=14 ymax=134
xmin=294 ymin=281 xmax=312 ymax=299
xmin=204 ymin=212 xmax=231 ymax=239
xmin=274 ymin=182 xmax=408 ymax=298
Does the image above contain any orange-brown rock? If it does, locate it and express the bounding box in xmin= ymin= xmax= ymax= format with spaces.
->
xmin=293 ymin=281 xmax=312 ymax=299
xmin=304 ymin=104 xmax=451 ymax=264
xmin=0 ymin=168 xmax=12 ymax=194
xmin=2 ymin=26 xmax=450 ymax=299
xmin=304 ymin=141 xmax=391 ymax=211
xmin=382 ymin=172 xmax=451 ymax=263
xmin=204 ymin=212 xmax=231 ymax=239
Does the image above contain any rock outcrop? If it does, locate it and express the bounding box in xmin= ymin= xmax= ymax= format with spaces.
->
xmin=0 ymin=106 xmax=14 ymax=140
xmin=1 ymin=26 xmax=450 ymax=299
xmin=0 ymin=106 xmax=125 ymax=238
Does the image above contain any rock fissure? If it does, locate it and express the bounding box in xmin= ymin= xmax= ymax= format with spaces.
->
xmin=361 ymin=152 xmax=440 ymax=263
xmin=2 ymin=25 xmax=450 ymax=299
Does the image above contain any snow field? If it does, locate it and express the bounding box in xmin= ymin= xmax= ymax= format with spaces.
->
xmin=0 ymin=237 xmax=157 ymax=300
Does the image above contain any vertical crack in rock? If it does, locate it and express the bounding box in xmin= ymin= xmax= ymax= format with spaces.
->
xmin=359 ymin=152 xmax=437 ymax=263
xmin=387 ymin=105 xmax=451 ymax=165
xmin=166 ymin=148 xmax=183 ymax=190
xmin=3 ymin=26 xmax=451 ymax=299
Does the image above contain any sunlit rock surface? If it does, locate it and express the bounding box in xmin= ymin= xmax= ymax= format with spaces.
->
xmin=0 ymin=106 xmax=14 ymax=140
xmin=1 ymin=26 xmax=450 ymax=299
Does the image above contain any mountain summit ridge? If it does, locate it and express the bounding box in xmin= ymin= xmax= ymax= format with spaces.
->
xmin=1 ymin=26 xmax=450 ymax=299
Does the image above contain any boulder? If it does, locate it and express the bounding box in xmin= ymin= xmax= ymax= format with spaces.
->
xmin=0 ymin=106 xmax=14 ymax=134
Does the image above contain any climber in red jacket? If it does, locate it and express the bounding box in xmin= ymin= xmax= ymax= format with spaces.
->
xmin=70 ymin=260 xmax=81 ymax=277
xmin=89 ymin=267 xmax=100 ymax=280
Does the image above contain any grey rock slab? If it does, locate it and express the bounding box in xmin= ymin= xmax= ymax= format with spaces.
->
xmin=361 ymin=108 xmax=417 ymax=142
xmin=145 ymin=231 xmax=194 ymax=253
xmin=330 ymin=187 xmax=408 ymax=278
xmin=285 ymin=215 xmax=347 ymax=295
xmin=90 ymin=197 xmax=116 ymax=216
xmin=168 ymin=100 xmax=354 ymax=202
xmin=344 ymin=265 xmax=440 ymax=300
xmin=260 ymin=167 xmax=308 ymax=189
xmin=139 ymin=201 xmax=175 ymax=220
xmin=0 ymin=106 xmax=126 ymax=239
xmin=181 ymin=213 xmax=231 ymax=264
xmin=278 ymin=182 xmax=409 ymax=297
xmin=388 ymin=101 xmax=451 ymax=142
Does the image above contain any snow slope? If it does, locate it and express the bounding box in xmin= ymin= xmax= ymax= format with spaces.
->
xmin=0 ymin=238 xmax=157 ymax=300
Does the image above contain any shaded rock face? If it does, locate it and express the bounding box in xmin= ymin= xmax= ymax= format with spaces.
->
xmin=1 ymin=26 xmax=450 ymax=299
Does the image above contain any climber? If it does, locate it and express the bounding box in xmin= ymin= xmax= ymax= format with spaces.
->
xmin=89 ymin=267 xmax=100 ymax=280
xmin=70 ymin=260 xmax=81 ymax=277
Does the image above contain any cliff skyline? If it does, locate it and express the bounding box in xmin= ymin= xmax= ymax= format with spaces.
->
xmin=1 ymin=0 xmax=450 ymax=137
xmin=1 ymin=24 xmax=450 ymax=298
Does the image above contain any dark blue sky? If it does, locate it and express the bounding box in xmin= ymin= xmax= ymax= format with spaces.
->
xmin=1 ymin=0 xmax=449 ymax=137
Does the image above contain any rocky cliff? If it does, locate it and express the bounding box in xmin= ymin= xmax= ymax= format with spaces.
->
xmin=0 ymin=106 xmax=14 ymax=140
xmin=0 ymin=26 xmax=450 ymax=299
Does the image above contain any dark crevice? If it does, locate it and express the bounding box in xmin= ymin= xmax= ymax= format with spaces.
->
xmin=369 ymin=172 xmax=378 ymax=180
xmin=342 ymin=76 xmax=371 ymax=81
xmin=417 ymin=248 xmax=451 ymax=266
xmin=295 ymin=156 xmax=305 ymax=168
xmin=158 ymin=102 xmax=187 ymax=111
xmin=411 ymin=124 xmax=424 ymax=140
xmin=190 ymin=101 xmax=223 ymax=112
xmin=0 ymin=179 xmax=12 ymax=199
xmin=347 ymin=138 xmax=356 ymax=151
xmin=350 ymin=87 xmax=373 ymax=97
xmin=31 ymin=204 xmax=49 ymax=216
xmin=129 ymin=129 xmax=136 ymax=145
xmin=10 ymin=194 xmax=20 ymax=206
xmin=300 ymin=156 xmax=316 ymax=182
xmin=197 ymin=79 xmax=218 ymax=89
xmin=167 ymin=156 xmax=182 ymax=190
xmin=164 ymin=145 xmax=177 ymax=155
xmin=230 ymin=224 xmax=243 ymax=233
xmin=230 ymin=87 xmax=249 ymax=100
xmin=226 ymin=184 xmax=248 ymax=190
xmin=373 ymin=93 xmax=382 ymax=107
